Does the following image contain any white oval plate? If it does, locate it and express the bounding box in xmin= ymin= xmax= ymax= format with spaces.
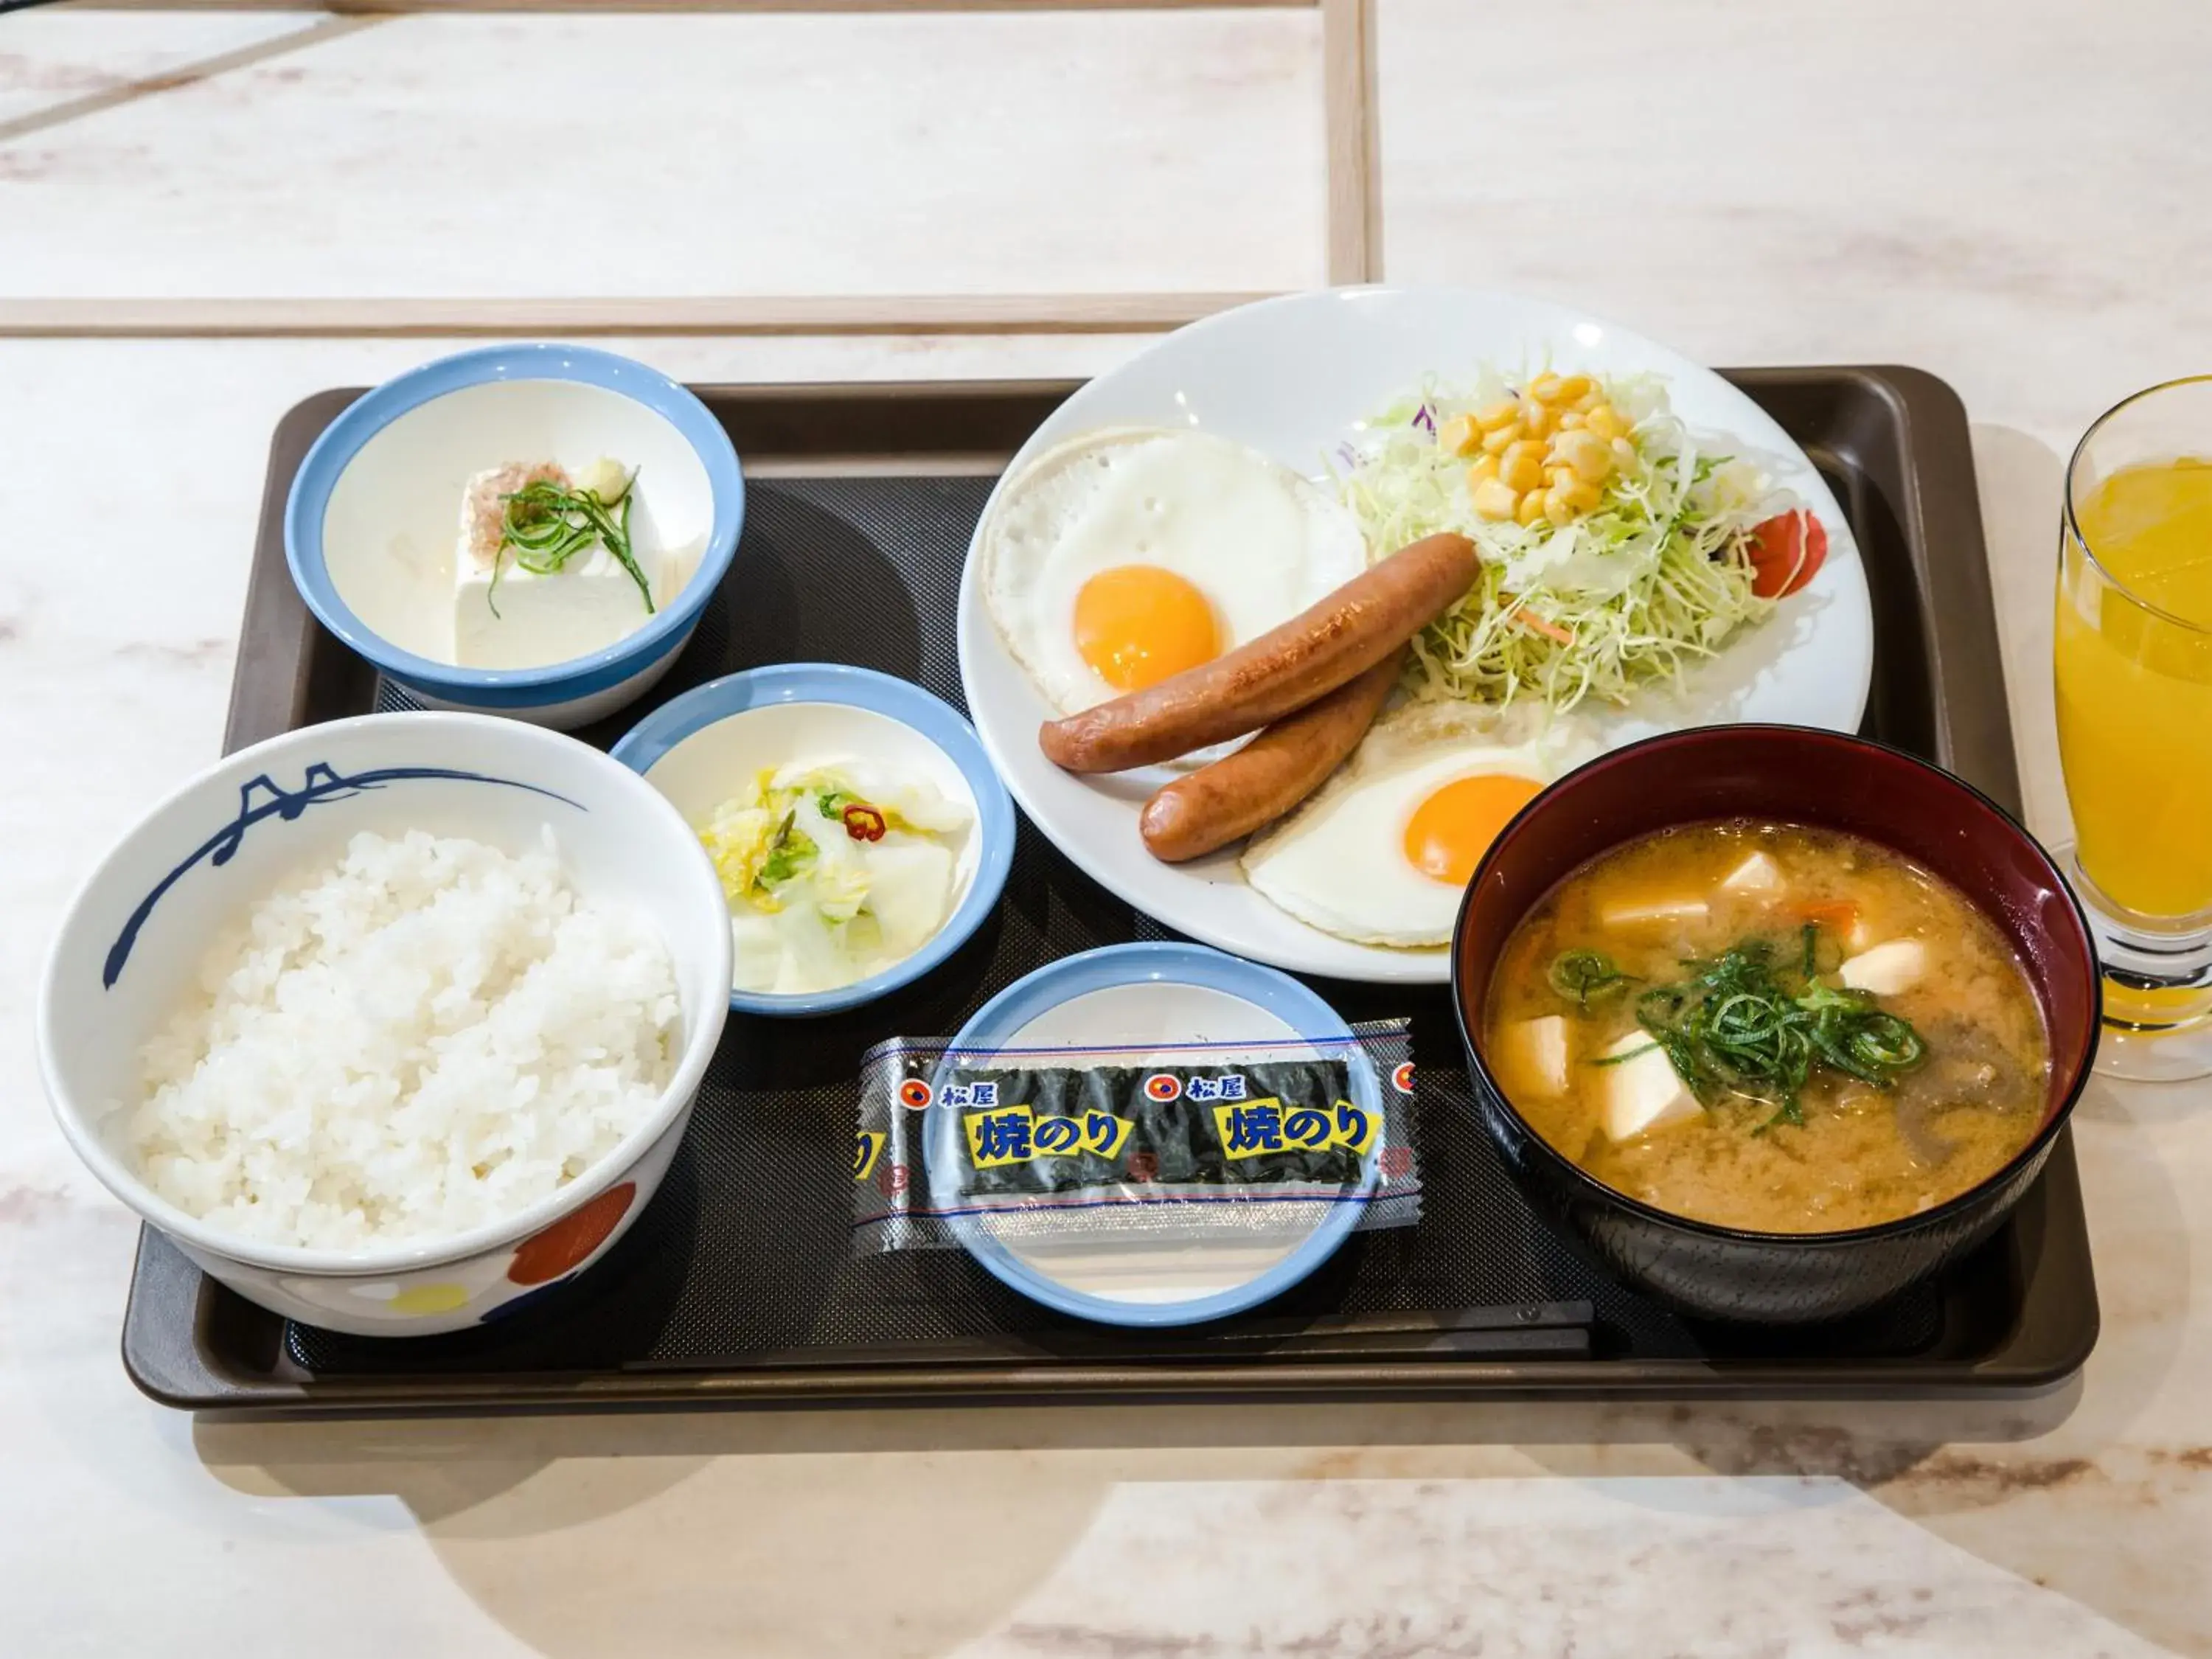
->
xmin=956 ymin=287 xmax=1873 ymax=983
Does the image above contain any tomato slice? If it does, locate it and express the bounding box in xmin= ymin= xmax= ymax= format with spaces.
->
xmin=1745 ymin=509 xmax=1829 ymax=599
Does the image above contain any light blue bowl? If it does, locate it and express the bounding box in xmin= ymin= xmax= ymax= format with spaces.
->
xmin=611 ymin=664 xmax=1017 ymax=1017
xmin=285 ymin=344 xmax=745 ymax=730
xmin=925 ymin=942 xmax=1382 ymax=1328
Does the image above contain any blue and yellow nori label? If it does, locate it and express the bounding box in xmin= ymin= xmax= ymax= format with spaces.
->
xmin=965 ymin=1105 xmax=1137 ymax=1168
xmin=852 ymin=1129 xmax=886 ymax=1182
xmin=947 ymin=1059 xmax=1368 ymax=1197
xmin=1211 ymin=1096 xmax=1375 ymax=1161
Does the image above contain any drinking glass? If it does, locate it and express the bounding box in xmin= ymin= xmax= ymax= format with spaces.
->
xmin=2053 ymin=375 xmax=2212 ymax=1080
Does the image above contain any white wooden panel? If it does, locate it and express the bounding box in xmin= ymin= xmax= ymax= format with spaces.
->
xmin=1377 ymin=0 xmax=2212 ymax=450
xmin=1 ymin=8 xmax=1326 ymax=300
xmin=0 ymin=7 xmax=319 ymax=128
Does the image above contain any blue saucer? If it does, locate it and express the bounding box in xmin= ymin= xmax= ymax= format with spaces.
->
xmin=925 ymin=942 xmax=1382 ymax=1327
xmin=611 ymin=664 xmax=1016 ymax=1017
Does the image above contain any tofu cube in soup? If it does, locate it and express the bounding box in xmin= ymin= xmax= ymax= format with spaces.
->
xmin=1598 ymin=893 xmax=1710 ymax=928
xmin=1500 ymin=1015 xmax=1571 ymax=1096
xmin=1599 ymin=1030 xmax=1703 ymax=1142
xmin=1719 ymin=851 xmax=1784 ymax=897
xmin=1840 ymin=939 xmax=1927 ymax=996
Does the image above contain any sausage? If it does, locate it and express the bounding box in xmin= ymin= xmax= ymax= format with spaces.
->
xmin=1138 ymin=651 xmax=1402 ymax=863
xmin=1039 ymin=532 xmax=1476 ymax=774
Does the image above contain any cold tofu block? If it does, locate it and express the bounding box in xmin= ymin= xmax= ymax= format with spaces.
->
xmin=451 ymin=462 xmax=668 ymax=669
xmin=455 ymin=546 xmax=666 ymax=669
xmin=1839 ymin=939 xmax=1927 ymax=997
xmin=1599 ymin=893 xmax=1711 ymax=928
xmin=1719 ymin=851 xmax=1784 ymax=897
xmin=1500 ymin=1014 xmax=1571 ymax=1096
xmin=1599 ymin=1029 xmax=1702 ymax=1142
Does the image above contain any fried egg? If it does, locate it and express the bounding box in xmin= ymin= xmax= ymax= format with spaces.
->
xmin=979 ymin=427 xmax=1368 ymax=714
xmin=1241 ymin=703 xmax=1589 ymax=948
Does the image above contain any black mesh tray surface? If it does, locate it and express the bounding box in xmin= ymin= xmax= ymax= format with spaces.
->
xmin=122 ymin=372 xmax=2098 ymax=1412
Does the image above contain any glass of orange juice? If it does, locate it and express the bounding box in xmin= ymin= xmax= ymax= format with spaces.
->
xmin=2054 ymin=376 xmax=2212 ymax=1079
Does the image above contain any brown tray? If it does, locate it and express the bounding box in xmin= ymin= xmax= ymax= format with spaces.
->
xmin=121 ymin=369 xmax=2098 ymax=1413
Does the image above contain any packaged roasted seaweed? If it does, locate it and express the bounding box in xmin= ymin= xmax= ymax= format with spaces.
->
xmin=851 ymin=1020 xmax=1419 ymax=1253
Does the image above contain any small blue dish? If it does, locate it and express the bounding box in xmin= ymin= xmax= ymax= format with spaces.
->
xmin=611 ymin=664 xmax=1016 ymax=1018
xmin=285 ymin=344 xmax=745 ymax=730
xmin=925 ymin=942 xmax=1382 ymax=1327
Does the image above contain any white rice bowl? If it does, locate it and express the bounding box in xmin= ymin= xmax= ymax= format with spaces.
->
xmin=124 ymin=827 xmax=679 ymax=1253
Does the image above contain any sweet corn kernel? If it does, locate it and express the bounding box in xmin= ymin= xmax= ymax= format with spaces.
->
xmin=1554 ymin=430 xmax=1614 ymax=483
xmin=1543 ymin=487 xmax=1575 ymax=525
xmin=1481 ymin=424 xmax=1519 ymax=455
xmin=1555 ymin=410 xmax=1585 ymax=431
xmin=1502 ymin=451 xmax=1545 ymax=493
xmin=1519 ymin=395 xmax=1549 ymax=431
xmin=1527 ymin=372 xmax=1564 ymax=404
xmin=1561 ymin=478 xmax=1604 ymax=514
xmin=1583 ymin=404 xmax=1626 ymax=442
xmin=1550 ymin=375 xmax=1595 ymax=406
xmin=1515 ymin=490 xmax=1548 ymax=526
xmin=1612 ymin=436 xmax=1639 ymax=465
xmin=1573 ymin=388 xmax=1603 ymax=414
xmin=1547 ymin=464 xmax=1579 ymax=491
xmin=1468 ymin=453 xmax=1501 ymax=484
xmin=1437 ymin=413 xmax=1481 ymax=456
xmin=1472 ymin=477 xmax=1521 ymax=521
xmin=1475 ymin=398 xmax=1522 ymax=433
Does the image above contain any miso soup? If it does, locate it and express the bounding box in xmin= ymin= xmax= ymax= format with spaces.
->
xmin=1482 ymin=819 xmax=2050 ymax=1234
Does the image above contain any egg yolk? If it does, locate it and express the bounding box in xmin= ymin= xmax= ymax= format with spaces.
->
xmin=1403 ymin=773 xmax=1544 ymax=886
xmin=1073 ymin=566 xmax=1220 ymax=692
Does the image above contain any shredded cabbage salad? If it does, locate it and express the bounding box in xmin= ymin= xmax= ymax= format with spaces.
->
xmin=1335 ymin=367 xmax=1799 ymax=714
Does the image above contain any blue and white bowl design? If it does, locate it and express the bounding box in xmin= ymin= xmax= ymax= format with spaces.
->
xmin=37 ymin=712 xmax=733 ymax=1337
xmin=285 ymin=344 xmax=745 ymax=730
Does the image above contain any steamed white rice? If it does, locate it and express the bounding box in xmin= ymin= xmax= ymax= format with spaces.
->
xmin=126 ymin=827 xmax=680 ymax=1252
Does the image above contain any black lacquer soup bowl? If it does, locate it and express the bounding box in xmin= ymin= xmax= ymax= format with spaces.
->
xmin=1450 ymin=725 xmax=2101 ymax=1325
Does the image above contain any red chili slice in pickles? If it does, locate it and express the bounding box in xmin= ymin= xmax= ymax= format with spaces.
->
xmin=841 ymin=802 xmax=887 ymax=842
xmin=1745 ymin=509 xmax=1829 ymax=599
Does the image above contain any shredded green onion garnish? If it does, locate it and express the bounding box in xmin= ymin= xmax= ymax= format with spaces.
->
xmin=488 ymin=473 xmax=652 ymax=620
xmin=1585 ymin=931 xmax=1927 ymax=1133
xmin=1548 ymin=947 xmax=1638 ymax=1008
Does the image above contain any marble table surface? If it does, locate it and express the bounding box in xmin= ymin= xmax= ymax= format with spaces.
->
xmin=2 ymin=4 xmax=2208 ymax=1655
